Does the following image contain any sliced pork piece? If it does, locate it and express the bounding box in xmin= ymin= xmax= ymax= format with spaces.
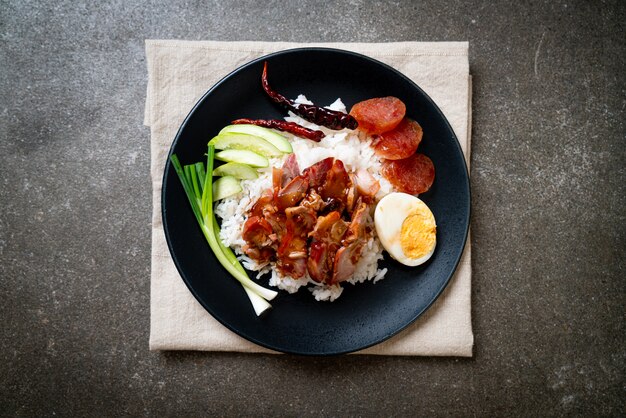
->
xmin=331 ymin=242 xmax=364 ymax=283
xmin=331 ymin=199 xmax=370 ymax=283
xmin=282 ymin=153 xmax=300 ymax=182
xmin=249 ymin=189 xmax=276 ymax=218
xmin=276 ymin=206 xmax=317 ymax=279
xmin=241 ymin=216 xmax=276 ymax=263
xmin=272 ymin=167 xmax=283 ymax=190
xmin=275 ymin=175 xmax=308 ymax=210
xmin=309 ymin=211 xmax=348 ymax=243
xmin=342 ymin=199 xmax=369 ymax=246
xmin=319 ymin=159 xmax=350 ymax=204
xmin=300 ymin=188 xmax=324 ymax=211
xmin=285 ymin=205 xmax=317 ymax=231
xmin=264 ymin=211 xmax=286 ymax=246
xmin=307 ymin=241 xmax=330 ymax=283
xmin=302 ymin=157 xmax=334 ymax=188
xmin=307 ymin=211 xmax=349 ymax=284
xmin=353 ymin=168 xmax=380 ymax=198
xmin=242 ymin=216 xmax=273 ymax=247
xmin=273 ymin=154 xmax=301 ymax=190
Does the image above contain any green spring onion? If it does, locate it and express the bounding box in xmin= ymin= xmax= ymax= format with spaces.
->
xmin=170 ymin=146 xmax=277 ymax=316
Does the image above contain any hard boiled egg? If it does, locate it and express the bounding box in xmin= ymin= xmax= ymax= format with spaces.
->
xmin=374 ymin=192 xmax=437 ymax=266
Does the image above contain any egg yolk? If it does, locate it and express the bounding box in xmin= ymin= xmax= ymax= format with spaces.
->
xmin=400 ymin=208 xmax=436 ymax=259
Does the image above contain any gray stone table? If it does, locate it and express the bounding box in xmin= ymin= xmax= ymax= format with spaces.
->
xmin=1 ymin=1 xmax=624 ymax=416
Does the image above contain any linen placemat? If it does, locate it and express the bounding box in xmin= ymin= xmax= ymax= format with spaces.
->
xmin=145 ymin=41 xmax=473 ymax=356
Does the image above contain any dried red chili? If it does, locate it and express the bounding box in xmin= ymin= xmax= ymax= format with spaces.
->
xmin=261 ymin=62 xmax=359 ymax=131
xmin=231 ymin=118 xmax=325 ymax=142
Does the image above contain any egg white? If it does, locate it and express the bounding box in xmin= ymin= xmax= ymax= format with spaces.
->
xmin=374 ymin=192 xmax=436 ymax=266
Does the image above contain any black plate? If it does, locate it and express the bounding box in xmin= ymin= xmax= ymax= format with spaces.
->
xmin=162 ymin=48 xmax=470 ymax=355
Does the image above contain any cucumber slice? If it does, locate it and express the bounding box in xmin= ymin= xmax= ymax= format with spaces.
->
xmin=209 ymin=133 xmax=282 ymax=157
xmin=212 ymin=162 xmax=258 ymax=180
xmin=219 ymin=124 xmax=293 ymax=154
xmin=212 ymin=176 xmax=242 ymax=201
xmin=215 ymin=149 xmax=269 ymax=168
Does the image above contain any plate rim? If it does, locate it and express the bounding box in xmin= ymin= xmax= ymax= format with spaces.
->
xmin=161 ymin=47 xmax=471 ymax=355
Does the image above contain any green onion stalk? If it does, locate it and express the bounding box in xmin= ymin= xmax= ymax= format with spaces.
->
xmin=170 ymin=145 xmax=277 ymax=316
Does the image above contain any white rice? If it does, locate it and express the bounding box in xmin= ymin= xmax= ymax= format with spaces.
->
xmin=214 ymin=96 xmax=392 ymax=301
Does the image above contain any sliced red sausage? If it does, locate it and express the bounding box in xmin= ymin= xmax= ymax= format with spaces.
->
xmin=349 ymin=97 xmax=406 ymax=135
xmin=372 ymin=118 xmax=423 ymax=160
xmin=382 ymin=153 xmax=435 ymax=195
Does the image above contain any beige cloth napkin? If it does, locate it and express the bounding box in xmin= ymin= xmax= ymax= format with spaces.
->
xmin=145 ymin=41 xmax=473 ymax=356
